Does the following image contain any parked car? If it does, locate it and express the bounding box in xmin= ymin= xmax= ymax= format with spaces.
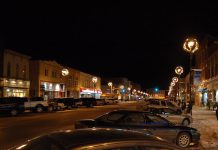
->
xmin=145 ymin=106 xmax=193 ymax=126
xmin=0 ymin=97 xmax=25 ymax=116
xmin=105 ymin=98 xmax=119 ymax=105
xmin=80 ymin=98 xmax=97 ymax=107
xmin=75 ymin=110 xmax=200 ymax=148
xmin=24 ymin=97 xmax=55 ymax=113
xmin=137 ymin=98 xmax=181 ymax=113
xmin=9 ymin=128 xmax=182 ymax=150
xmin=95 ymin=99 xmax=105 ymax=106
xmin=74 ymin=98 xmax=83 ymax=107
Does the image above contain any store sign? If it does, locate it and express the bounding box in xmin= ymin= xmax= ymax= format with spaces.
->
xmin=80 ymin=88 xmax=102 ymax=94
xmin=193 ymin=69 xmax=202 ymax=86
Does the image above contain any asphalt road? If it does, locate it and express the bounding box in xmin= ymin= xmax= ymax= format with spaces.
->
xmin=0 ymin=102 xmax=137 ymax=149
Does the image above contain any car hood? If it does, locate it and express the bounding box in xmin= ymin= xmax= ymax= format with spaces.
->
xmin=171 ymin=125 xmax=197 ymax=131
xmin=77 ymin=119 xmax=96 ymax=123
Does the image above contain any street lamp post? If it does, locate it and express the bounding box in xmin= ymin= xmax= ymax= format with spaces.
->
xmin=108 ymin=82 xmax=113 ymax=94
xmin=128 ymin=87 xmax=131 ymax=100
xmin=92 ymin=77 xmax=98 ymax=99
xmin=175 ymin=66 xmax=184 ymax=104
xmin=183 ymin=38 xmax=199 ymax=106
xmin=172 ymin=77 xmax=179 ymax=102
xmin=62 ymin=68 xmax=69 ymax=98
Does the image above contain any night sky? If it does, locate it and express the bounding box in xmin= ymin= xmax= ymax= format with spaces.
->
xmin=1 ymin=1 xmax=218 ymax=90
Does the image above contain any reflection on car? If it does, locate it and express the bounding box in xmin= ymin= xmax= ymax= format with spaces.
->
xmin=75 ymin=110 xmax=200 ymax=148
xmin=137 ymin=99 xmax=181 ymax=113
xmin=9 ymin=128 xmax=182 ymax=150
xmin=145 ymin=107 xmax=193 ymax=126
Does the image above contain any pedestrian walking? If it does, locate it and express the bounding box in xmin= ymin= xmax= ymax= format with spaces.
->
xmin=178 ymin=100 xmax=181 ymax=107
xmin=182 ymin=102 xmax=186 ymax=110
xmin=216 ymin=106 xmax=218 ymax=121
xmin=188 ymin=102 xmax=193 ymax=116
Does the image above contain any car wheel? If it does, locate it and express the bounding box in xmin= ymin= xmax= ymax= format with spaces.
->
xmin=36 ymin=106 xmax=43 ymax=113
xmin=11 ymin=109 xmax=18 ymax=116
xmin=182 ymin=119 xmax=190 ymax=126
xmin=176 ymin=132 xmax=191 ymax=148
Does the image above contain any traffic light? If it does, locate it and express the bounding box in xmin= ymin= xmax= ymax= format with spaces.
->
xmin=154 ymin=88 xmax=159 ymax=92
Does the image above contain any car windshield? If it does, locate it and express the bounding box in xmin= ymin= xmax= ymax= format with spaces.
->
xmin=96 ymin=112 xmax=125 ymax=123
xmin=163 ymin=108 xmax=177 ymax=114
xmin=146 ymin=115 xmax=170 ymax=126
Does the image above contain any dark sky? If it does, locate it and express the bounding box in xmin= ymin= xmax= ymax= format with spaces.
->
xmin=1 ymin=1 xmax=218 ymax=90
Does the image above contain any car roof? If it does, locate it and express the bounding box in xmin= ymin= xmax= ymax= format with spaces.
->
xmin=11 ymin=128 xmax=171 ymax=150
xmin=110 ymin=109 xmax=146 ymax=113
xmin=148 ymin=106 xmax=170 ymax=109
xmin=48 ymin=128 xmax=168 ymax=148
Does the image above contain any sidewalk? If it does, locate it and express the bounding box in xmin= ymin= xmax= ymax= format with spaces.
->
xmin=191 ymin=106 xmax=218 ymax=150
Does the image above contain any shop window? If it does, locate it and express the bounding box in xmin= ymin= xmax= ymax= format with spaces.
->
xmin=45 ymin=69 xmax=49 ymax=76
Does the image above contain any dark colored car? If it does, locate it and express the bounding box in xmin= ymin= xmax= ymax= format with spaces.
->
xmin=75 ymin=110 xmax=200 ymax=148
xmin=9 ymin=128 xmax=182 ymax=150
xmin=80 ymin=98 xmax=97 ymax=107
xmin=0 ymin=97 xmax=26 ymax=116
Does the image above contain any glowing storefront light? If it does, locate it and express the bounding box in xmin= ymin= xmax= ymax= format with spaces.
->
xmin=11 ymin=80 xmax=16 ymax=84
xmin=49 ymin=83 xmax=53 ymax=90
xmin=55 ymin=84 xmax=60 ymax=91
xmin=216 ymin=90 xmax=218 ymax=102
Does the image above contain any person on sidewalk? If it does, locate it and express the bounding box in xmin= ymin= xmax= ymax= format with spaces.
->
xmin=188 ymin=102 xmax=193 ymax=116
xmin=216 ymin=106 xmax=218 ymax=121
xmin=181 ymin=102 xmax=186 ymax=113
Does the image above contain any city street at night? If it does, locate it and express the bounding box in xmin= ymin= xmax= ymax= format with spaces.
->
xmin=1 ymin=102 xmax=218 ymax=149
xmin=0 ymin=102 xmax=136 ymax=149
xmin=1 ymin=1 xmax=218 ymax=150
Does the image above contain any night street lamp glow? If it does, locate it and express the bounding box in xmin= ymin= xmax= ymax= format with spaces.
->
xmin=108 ymin=82 xmax=112 ymax=87
xmin=175 ymin=66 xmax=184 ymax=75
xmin=92 ymin=77 xmax=98 ymax=83
xmin=183 ymin=38 xmax=199 ymax=53
xmin=172 ymin=77 xmax=178 ymax=83
xmin=120 ymin=85 xmax=124 ymax=89
xmin=62 ymin=68 xmax=69 ymax=76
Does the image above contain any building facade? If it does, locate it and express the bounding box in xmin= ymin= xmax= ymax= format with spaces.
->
xmin=30 ymin=60 xmax=66 ymax=99
xmin=0 ymin=49 xmax=30 ymax=97
xmin=195 ymin=35 xmax=218 ymax=106
xmin=101 ymin=77 xmax=135 ymax=100
xmin=146 ymin=88 xmax=166 ymax=99
xmin=30 ymin=60 xmax=102 ymax=99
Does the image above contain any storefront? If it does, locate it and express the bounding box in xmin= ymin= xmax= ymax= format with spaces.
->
xmin=80 ymin=87 xmax=102 ymax=99
xmin=0 ymin=78 xmax=30 ymax=98
xmin=40 ymin=81 xmax=65 ymax=99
